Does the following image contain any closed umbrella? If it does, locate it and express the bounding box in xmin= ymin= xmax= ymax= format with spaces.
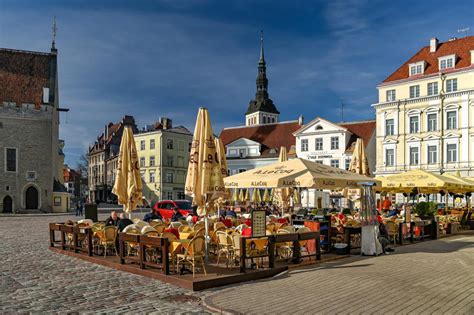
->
xmin=345 ymin=138 xmax=370 ymax=203
xmin=231 ymin=189 xmax=238 ymax=202
xmin=262 ymin=189 xmax=271 ymax=203
xmin=112 ymin=125 xmax=143 ymax=217
xmin=244 ymin=188 xmax=250 ymax=201
xmin=238 ymin=189 xmax=245 ymax=202
xmin=214 ymin=137 xmax=229 ymax=217
xmin=252 ymin=188 xmax=261 ymax=203
xmin=273 ymin=146 xmax=290 ymax=210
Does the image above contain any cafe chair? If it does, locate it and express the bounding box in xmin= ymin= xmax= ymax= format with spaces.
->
xmin=98 ymin=226 xmax=117 ymax=257
xmin=297 ymin=227 xmax=311 ymax=259
xmin=176 ymin=236 xmax=207 ymax=277
xmin=216 ymin=231 xmax=234 ymax=267
xmin=123 ymin=225 xmax=141 ymax=256
xmin=151 ymin=222 xmax=166 ymax=234
xmin=77 ymin=219 xmax=93 ymax=227
xmin=386 ymin=221 xmax=398 ymax=245
xmin=276 ymin=229 xmax=293 ymax=259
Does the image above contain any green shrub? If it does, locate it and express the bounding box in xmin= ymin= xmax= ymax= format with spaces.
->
xmin=415 ymin=201 xmax=437 ymax=217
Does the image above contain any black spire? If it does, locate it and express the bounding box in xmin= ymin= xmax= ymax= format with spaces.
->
xmin=246 ymin=31 xmax=279 ymax=115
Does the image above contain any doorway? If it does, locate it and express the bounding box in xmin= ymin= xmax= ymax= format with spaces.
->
xmin=25 ymin=186 xmax=39 ymax=209
xmin=3 ymin=196 xmax=12 ymax=213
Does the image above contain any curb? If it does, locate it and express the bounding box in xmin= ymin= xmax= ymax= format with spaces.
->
xmin=0 ymin=213 xmax=76 ymax=217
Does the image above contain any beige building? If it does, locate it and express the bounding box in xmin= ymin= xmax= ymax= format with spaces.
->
xmin=134 ymin=118 xmax=192 ymax=202
xmin=373 ymin=36 xmax=474 ymax=180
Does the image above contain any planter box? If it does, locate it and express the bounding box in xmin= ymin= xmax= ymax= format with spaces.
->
xmin=446 ymin=222 xmax=459 ymax=234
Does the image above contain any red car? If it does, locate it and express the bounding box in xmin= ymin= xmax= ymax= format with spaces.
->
xmin=153 ymin=200 xmax=198 ymax=222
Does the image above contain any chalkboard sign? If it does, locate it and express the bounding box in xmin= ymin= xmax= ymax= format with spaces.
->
xmin=251 ymin=210 xmax=266 ymax=238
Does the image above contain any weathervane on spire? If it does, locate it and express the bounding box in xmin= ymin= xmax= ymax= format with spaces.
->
xmin=52 ymin=16 xmax=58 ymax=49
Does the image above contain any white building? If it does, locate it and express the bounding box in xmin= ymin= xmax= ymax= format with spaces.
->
xmin=293 ymin=117 xmax=376 ymax=208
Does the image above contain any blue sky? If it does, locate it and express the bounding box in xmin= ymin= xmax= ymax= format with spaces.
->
xmin=1 ymin=0 xmax=473 ymax=166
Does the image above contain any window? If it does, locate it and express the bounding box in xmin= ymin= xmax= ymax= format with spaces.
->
xmin=166 ymin=139 xmax=173 ymax=149
xmin=166 ymin=192 xmax=173 ymax=200
xmin=239 ymin=149 xmax=246 ymax=157
xmin=167 ymin=156 xmax=173 ymax=167
xmin=301 ymin=139 xmax=308 ymax=152
xmin=409 ymin=116 xmax=419 ymax=133
xmin=140 ymin=157 xmax=145 ymax=167
xmin=385 ymin=119 xmax=394 ymax=136
xmin=315 ymin=160 xmax=323 ymax=164
xmin=446 ymin=111 xmax=457 ymax=129
xmin=447 ymin=144 xmax=457 ymax=162
xmin=315 ymin=138 xmax=323 ymax=151
xmin=409 ymin=147 xmax=419 ymax=165
xmin=165 ymin=172 xmax=174 ymax=183
xmin=410 ymin=64 xmax=423 ymax=76
xmin=149 ymin=172 xmax=155 ymax=183
xmin=345 ymin=158 xmax=351 ymax=170
xmin=5 ymin=148 xmax=17 ymax=172
xmin=238 ymin=169 xmax=246 ymax=173
xmin=427 ymin=113 xmax=437 ymax=132
xmin=409 ymin=85 xmax=420 ymax=98
xmin=177 ymin=192 xmax=186 ymax=200
xmin=428 ymin=145 xmax=438 ymax=164
xmin=140 ymin=140 xmax=145 ymax=151
xmin=150 ymin=139 xmax=155 ymax=150
xmin=385 ymin=149 xmax=394 ymax=166
xmin=149 ymin=156 xmax=155 ymax=167
xmin=440 ymin=57 xmax=454 ymax=70
xmin=446 ymin=78 xmax=457 ymax=92
xmin=330 ymin=137 xmax=339 ymax=150
xmin=386 ymin=89 xmax=396 ymax=102
xmin=427 ymin=82 xmax=438 ymax=96
xmin=177 ymin=156 xmax=184 ymax=167
xmin=330 ymin=159 xmax=339 ymax=168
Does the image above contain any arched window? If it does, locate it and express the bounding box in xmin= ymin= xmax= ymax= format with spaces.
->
xmin=316 ymin=125 xmax=323 ymax=130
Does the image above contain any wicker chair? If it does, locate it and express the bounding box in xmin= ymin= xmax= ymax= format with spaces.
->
xmin=176 ymin=236 xmax=207 ymax=277
xmin=386 ymin=221 xmax=398 ymax=245
xmin=178 ymin=225 xmax=193 ymax=233
xmin=98 ymin=226 xmax=117 ymax=257
xmin=122 ymin=225 xmax=141 ymax=256
xmin=297 ymin=226 xmax=311 ymax=259
xmin=276 ymin=229 xmax=293 ymax=259
xmin=151 ymin=223 xmax=166 ymax=234
xmin=216 ymin=231 xmax=234 ymax=267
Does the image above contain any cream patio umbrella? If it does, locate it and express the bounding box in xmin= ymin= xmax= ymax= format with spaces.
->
xmin=273 ymin=146 xmax=291 ymax=210
xmin=231 ymin=189 xmax=239 ymax=202
xmin=251 ymin=188 xmax=262 ymax=203
xmin=224 ymin=158 xmax=380 ymax=189
xmin=185 ymin=107 xmax=226 ymax=216
xmin=345 ymin=138 xmax=371 ymax=204
xmin=214 ymin=137 xmax=229 ymax=217
xmin=112 ymin=125 xmax=143 ymax=217
xmin=238 ymin=189 xmax=245 ymax=202
xmin=262 ymin=189 xmax=271 ymax=203
xmin=244 ymin=188 xmax=250 ymax=201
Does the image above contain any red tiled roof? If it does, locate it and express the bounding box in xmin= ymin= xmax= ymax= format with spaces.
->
xmin=0 ymin=48 xmax=53 ymax=106
xmin=220 ymin=121 xmax=301 ymax=156
xmin=383 ymin=36 xmax=474 ymax=83
xmin=339 ymin=120 xmax=376 ymax=151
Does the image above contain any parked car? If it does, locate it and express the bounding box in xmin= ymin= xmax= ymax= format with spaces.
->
xmin=153 ymin=200 xmax=197 ymax=222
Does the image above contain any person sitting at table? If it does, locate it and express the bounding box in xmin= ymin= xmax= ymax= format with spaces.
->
xmin=377 ymin=214 xmax=394 ymax=254
xmin=143 ymin=208 xmax=163 ymax=222
xmin=225 ymin=206 xmax=237 ymax=218
xmin=171 ymin=207 xmax=184 ymax=222
xmin=387 ymin=208 xmax=399 ymax=217
xmin=117 ymin=213 xmax=134 ymax=232
xmin=105 ymin=211 xmax=119 ymax=226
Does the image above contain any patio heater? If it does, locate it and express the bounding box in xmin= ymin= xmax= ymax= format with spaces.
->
xmin=359 ymin=182 xmax=383 ymax=256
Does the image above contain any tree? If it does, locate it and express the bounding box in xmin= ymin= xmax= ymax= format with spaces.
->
xmin=76 ymin=152 xmax=89 ymax=178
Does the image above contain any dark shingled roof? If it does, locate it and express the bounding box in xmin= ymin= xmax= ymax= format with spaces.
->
xmin=339 ymin=120 xmax=376 ymax=152
xmin=220 ymin=121 xmax=301 ymax=157
xmin=383 ymin=36 xmax=474 ymax=83
xmin=0 ymin=48 xmax=53 ymax=106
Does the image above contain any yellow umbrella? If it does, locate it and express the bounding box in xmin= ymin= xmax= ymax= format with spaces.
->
xmin=251 ymin=188 xmax=261 ymax=203
xmin=293 ymin=188 xmax=300 ymax=204
xmin=231 ymin=189 xmax=238 ymax=202
xmin=273 ymin=146 xmax=290 ymax=208
xmin=262 ymin=189 xmax=270 ymax=202
xmin=345 ymin=138 xmax=370 ymax=201
xmin=244 ymin=188 xmax=250 ymax=201
xmin=185 ymin=107 xmax=225 ymax=216
xmin=224 ymin=158 xmax=380 ymax=189
xmin=214 ymin=137 xmax=228 ymax=178
xmin=112 ymin=126 xmax=143 ymax=214
xmin=443 ymin=173 xmax=474 ymax=193
xmin=238 ymin=189 xmax=244 ymax=202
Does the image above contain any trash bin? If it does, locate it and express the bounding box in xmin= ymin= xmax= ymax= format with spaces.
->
xmin=85 ymin=204 xmax=98 ymax=222
xmin=334 ymin=243 xmax=348 ymax=255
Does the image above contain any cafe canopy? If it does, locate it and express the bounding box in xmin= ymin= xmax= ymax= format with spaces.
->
xmin=376 ymin=169 xmax=465 ymax=194
xmin=224 ymin=158 xmax=380 ymax=190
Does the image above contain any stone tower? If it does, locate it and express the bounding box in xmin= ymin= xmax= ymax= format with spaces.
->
xmin=245 ymin=31 xmax=280 ymax=126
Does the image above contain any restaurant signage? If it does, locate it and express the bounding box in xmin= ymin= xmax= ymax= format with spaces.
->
xmin=251 ymin=210 xmax=266 ymax=238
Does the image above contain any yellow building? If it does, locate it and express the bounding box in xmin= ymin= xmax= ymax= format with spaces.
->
xmin=134 ymin=118 xmax=192 ymax=202
xmin=373 ymin=36 xmax=474 ymax=179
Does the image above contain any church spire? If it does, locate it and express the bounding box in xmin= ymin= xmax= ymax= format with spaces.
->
xmin=259 ymin=30 xmax=265 ymax=64
xmin=51 ymin=16 xmax=58 ymax=51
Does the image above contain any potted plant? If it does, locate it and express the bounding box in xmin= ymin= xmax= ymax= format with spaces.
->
xmin=414 ymin=201 xmax=437 ymax=219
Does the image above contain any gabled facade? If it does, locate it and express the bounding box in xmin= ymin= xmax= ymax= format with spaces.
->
xmin=373 ymin=35 xmax=474 ymax=176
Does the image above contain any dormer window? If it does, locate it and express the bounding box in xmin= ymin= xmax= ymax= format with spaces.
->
xmin=439 ymin=55 xmax=455 ymax=70
xmin=409 ymin=61 xmax=424 ymax=76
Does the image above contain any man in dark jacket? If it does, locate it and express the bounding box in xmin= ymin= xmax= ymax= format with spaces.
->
xmin=105 ymin=211 xmax=119 ymax=226
xmin=171 ymin=207 xmax=184 ymax=222
xmin=117 ymin=213 xmax=134 ymax=232
xmin=143 ymin=209 xmax=163 ymax=222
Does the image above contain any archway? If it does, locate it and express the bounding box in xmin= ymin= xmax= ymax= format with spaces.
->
xmin=3 ymin=196 xmax=12 ymax=213
xmin=25 ymin=186 xmax=39 ymax=209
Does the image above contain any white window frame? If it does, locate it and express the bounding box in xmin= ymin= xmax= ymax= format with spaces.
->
xmin=385 ymin=118 xmax=395 ymax=136
xmin=446 ymin=143 xmax=457 ymax=163
xmin=4 ymin=147 xmax=18 ymax=173
xmin=301 ymin=139 xmax=308 ymax=152
xmin=409 ymin=61 xmax=424 ymax=76
xmin=446 ymin=110 xmax=457 ymax=130
xmin=345 ymin=158 xmax=351 ymax=170
xmin=149 ymin=172 xmax=155 ymax=183
xmin=446 ymin=78 xmax=457 ymax=93
xmin=439 ymin=55 xmax=455 ymax=70
xmin=409 ymin=85 xmax=420 ymax=98
xmin=149 ymin=156 xmax=155 ymax=167
xmin=140 ymin=157 xmax=145 ymax=167
xmin=427 ymin=112 xmax=438 ymax=132
xmin=330 ymin=159 xmax=339 ymax=168
xmin=140 ymin=140 xmax=145 ymax=151
xmin=385 ymin=148 xmax=395 ymax=167
xmin=330 ymin=137 xmax=339 ymax=150
xmin=150 ymin=139 xmax=155 ymax=150
xmin=315 ymin=138 xmax=323 ymax=151
xmin=427 ymin=82 xmax=438 ymax=96
xmin=409 ymin=115 xmax=419 ymax=134
xmin=409 ymin=146 xmax=419 ymax=165
xmin=427 ymin=145 xmax=438 ymax=164
xmin=386 ymin=89 xmax=396 ymax=102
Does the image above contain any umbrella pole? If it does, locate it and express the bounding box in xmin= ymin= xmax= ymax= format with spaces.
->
xmin=204 ymin=215 xmax=209 ymax=263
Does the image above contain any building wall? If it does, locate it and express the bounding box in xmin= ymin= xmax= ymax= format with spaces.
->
xmin=88 ymin=150 xmax=106 ymax=202
xmin=227 ymin=157 xmax=278 ymax=175
xmin=374 ymin=69 xmax=474 ymax=176
xmin=0 ymin=104 xmax=55 ymax=212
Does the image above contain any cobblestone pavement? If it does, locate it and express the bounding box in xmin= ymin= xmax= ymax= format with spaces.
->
xmin=0 ymin=214 xmax=209 ymax=314
xmin=205 ymin=233 xmax=474 ymax=314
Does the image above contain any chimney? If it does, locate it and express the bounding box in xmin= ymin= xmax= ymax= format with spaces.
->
xmin=430 ymin=37 xmax=439 ymax=53
xmin=298 ymin=115 xmax=304 ymax=125
xmin=104 ymin=124 xmax=108 ymax=140
xmin=160 ymin=117 xmax=172 ymax=130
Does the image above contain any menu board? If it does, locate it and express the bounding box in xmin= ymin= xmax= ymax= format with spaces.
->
xmin=404 ymin=204 xmax=411 ymax=223
xmin=252 ymin=210 xmax=266 ymax=238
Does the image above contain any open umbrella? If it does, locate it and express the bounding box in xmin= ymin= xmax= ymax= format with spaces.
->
xmin=185 ymin=107 xmax=225 ymax=216
xmin=112 ymin=125 xmax=143 ymax=217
